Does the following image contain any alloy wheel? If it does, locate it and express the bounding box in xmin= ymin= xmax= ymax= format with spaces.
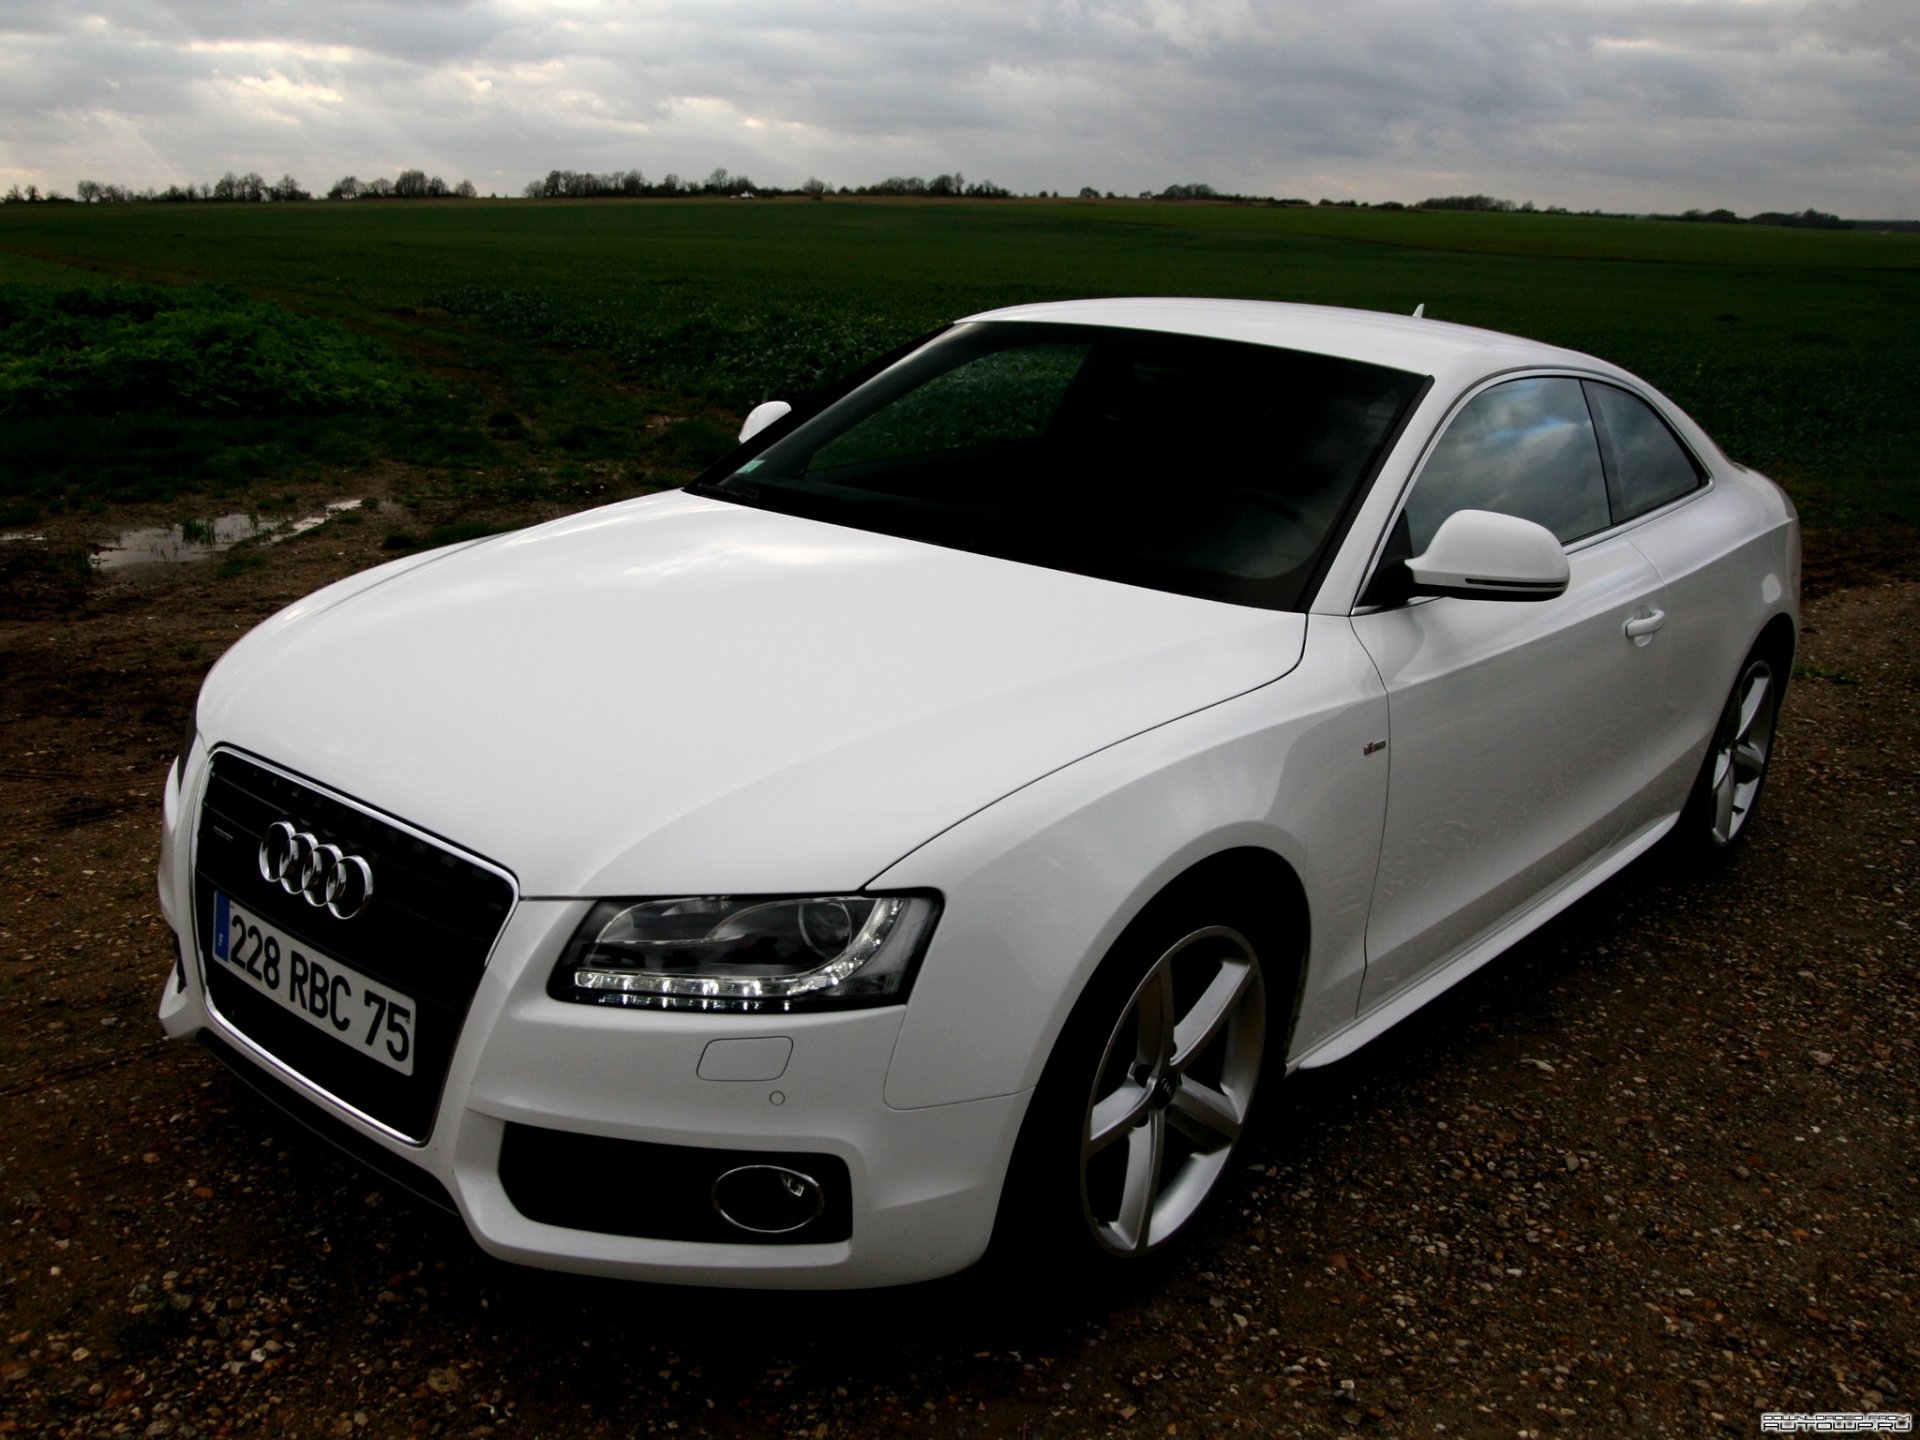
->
xmin=1709 ymin=658 xmax=1777 ymax=846
xmin=1079 ymin=925 xmax=1265 ymax=1255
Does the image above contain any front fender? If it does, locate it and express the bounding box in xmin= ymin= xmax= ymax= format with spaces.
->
xmin=872 ymin=618 xmax=1389 ymax=1110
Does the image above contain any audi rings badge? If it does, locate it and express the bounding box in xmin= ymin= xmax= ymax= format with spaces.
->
xmin=257 ymin=820 xmax=374 ymax=920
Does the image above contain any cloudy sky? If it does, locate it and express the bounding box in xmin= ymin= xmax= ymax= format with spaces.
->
xmin=1 ymin=0 xmax=1915 ymax=216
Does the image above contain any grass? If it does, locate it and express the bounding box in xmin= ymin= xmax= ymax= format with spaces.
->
xmin=0 ymin=283 xmax=453 ymax=512
xmin=1791 ymin=661 xmax=1860 ymax=684
xmin=380 ymin=517 xmax=513 ymax=552
xmin=0 ymin=198 xmax=1914 ymax=535
xmin=0 ymin=284 xmax=418 ymax=414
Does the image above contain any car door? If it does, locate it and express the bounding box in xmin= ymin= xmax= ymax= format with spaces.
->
xmin=1582 ymin=379 xmax=1725 ymax=816
xmin=1348 ymin=375 xmax=1673 ymax=1009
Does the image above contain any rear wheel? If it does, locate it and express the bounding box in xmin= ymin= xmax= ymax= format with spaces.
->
xmin=1679 ymin=648 xmax=1782 ymax=854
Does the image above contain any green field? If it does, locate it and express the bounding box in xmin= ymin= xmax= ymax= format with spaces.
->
xmin=2 ymin=198 xmax=1915 ymax=536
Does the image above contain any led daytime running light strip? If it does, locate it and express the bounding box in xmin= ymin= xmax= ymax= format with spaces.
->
xmin=573 ymin=897 xmax=906 ymax=1000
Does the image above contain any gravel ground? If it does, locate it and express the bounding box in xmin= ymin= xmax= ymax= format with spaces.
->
xmin=0 ymin=501 xmax=1913 ymax=1439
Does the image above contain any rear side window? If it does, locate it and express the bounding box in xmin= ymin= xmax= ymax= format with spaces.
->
xmin=1402 ymin=376 xmax=1611 ymax=552
xmin=1585 ymin=382 xmax=1704 ymax=519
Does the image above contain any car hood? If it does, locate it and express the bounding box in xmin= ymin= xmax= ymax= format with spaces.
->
xmin=198 ymin=491 xmax=1305 ymax=895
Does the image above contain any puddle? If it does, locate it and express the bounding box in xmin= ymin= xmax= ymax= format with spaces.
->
xmin=87 ymin=501 xmax=364 ymax=571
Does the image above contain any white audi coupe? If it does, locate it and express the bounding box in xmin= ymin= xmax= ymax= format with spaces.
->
xmin=157 ymin=299 xmax=1799 ymax=1287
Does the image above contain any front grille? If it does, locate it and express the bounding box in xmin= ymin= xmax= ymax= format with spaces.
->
xmin=193 ymin=750 xmax=516 ymax=1142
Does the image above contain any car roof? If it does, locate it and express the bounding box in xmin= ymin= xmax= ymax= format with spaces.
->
xmin=962 ymin=297 xmax=1615 ymax=385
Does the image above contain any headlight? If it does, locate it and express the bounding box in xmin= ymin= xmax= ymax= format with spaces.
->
xmin=550 ymin=894 xmax=939 ymax=1012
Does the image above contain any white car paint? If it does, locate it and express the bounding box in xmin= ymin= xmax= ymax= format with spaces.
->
xmin=198 ymin=491 xmax=1303 ymax=898
xmin=1352 ymin=528 xmax=1671 ymax=1004
xmin=156 ymin=299 xmax=1799 ymax=1287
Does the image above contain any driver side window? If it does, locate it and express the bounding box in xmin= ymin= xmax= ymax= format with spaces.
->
xmin=1403 ymin=377 xmax=1611 ymax=553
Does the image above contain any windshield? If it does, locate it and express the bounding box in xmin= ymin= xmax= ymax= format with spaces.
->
xmin=693 ymin=321 xmax=1426 ymax=610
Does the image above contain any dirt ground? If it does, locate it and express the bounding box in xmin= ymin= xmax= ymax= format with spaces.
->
xmin=0 ymin=490 xmax=1914 ymax=1439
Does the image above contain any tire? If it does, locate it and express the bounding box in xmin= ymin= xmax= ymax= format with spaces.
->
xmin=1677 ymin=646 xmax=1783 ymax=856
xmin=997 ymin=905 xmax=1271 ymax=1272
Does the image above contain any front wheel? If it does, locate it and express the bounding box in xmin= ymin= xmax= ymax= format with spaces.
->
xmin=1079 ymin=925 xmax=1266 ymax=1255
xmin=999 ymin=912 xmax=1270 ymax=1272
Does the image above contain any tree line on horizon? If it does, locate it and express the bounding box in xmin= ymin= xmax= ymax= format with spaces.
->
xmin=5 ymin=169 xmax=481 ymax=206
xmin=0 ymin=173 xmax=1881 ymax=229
xmin=520 ymin=167 xmax=1017 ymax=199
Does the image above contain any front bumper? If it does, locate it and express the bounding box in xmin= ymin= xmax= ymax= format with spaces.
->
xmin=156 ymin=754 xmax=1027 ymax=1290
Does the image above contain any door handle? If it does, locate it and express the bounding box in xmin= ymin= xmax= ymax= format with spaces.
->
xmin=1624 ymin=608 xmax=1667 ymax=645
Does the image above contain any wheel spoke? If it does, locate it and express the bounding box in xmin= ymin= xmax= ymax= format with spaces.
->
xmin=1085 ymin=1080 xmax=1154 ymax=1157
xmin=1136 ymin=960 xmax=1178 ymax=1069
xmin=1111 ymin=1111 xmax=1165 ymax=1253
xmin=1733 ymin=739 xmax=1768 ymax=782
xmin=1710 ymin=748 xmax=1733 ymax=793
xmin=1735 ymin=672 xmax=1772 ymax=742
xmin=1167 ymin=1076 xmax=1244 ymax=1151
xmin=1170 ymin=957 xmax=1255 ymax=1074
xmin=1712 ymin=762 xmax=1738 ymax=841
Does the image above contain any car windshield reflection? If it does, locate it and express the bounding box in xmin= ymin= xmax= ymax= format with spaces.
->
xmin=698 ymin=321 xmax=1426 ymax=611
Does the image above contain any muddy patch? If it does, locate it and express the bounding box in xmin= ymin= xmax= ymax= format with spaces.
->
xmin=85 ymin=500 xmax=365 ymax=571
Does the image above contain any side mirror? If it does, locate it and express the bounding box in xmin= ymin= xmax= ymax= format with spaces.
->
xmin=1405 ymin=509 xmax=1569 ymax=602
xmin=738 ymin=400 xmax=792 ymax=444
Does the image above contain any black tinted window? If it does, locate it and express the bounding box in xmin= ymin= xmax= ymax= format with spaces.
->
xmin=1404 ymin=377 xmax=1610 ymax=552
xmin=811 ymin=344 xmax=1089 ymax=469
xmin=702 ymin=322 xmax=1426 ymax=611
xmin=1588 ymin=382 xmax=1703 ymax=518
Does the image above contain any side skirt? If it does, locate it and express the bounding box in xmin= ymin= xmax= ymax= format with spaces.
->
xmin=1288 ymin=812 xmax=1676 ymax=1071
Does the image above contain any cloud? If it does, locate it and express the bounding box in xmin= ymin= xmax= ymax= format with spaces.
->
xmin=0 ymin=0 xmax=1913 ymax=214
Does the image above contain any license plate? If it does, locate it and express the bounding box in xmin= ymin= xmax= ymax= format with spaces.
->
xmin=211 ymin=892 xmax=417 ymax=1077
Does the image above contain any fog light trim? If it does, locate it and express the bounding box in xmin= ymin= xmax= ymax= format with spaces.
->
xmin=711 ymin=1164 xmax=827 ymax=1235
